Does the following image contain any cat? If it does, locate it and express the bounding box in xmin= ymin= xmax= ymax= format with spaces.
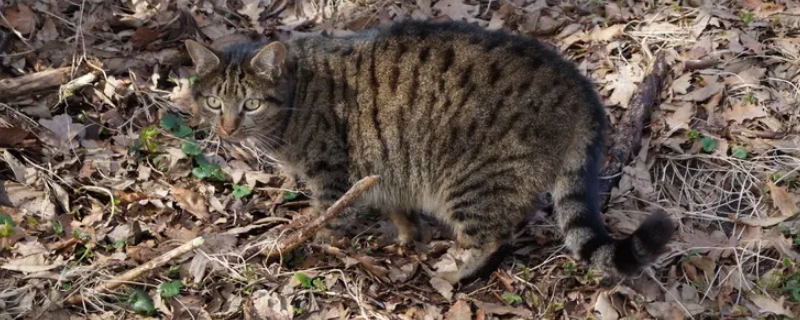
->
xmin=184 ymin=19 xmax=675 ymax=285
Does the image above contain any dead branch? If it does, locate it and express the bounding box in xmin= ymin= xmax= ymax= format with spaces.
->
xmin=260 ymin=175 xmax=380 ymax=258
xmin=64 ymin=236 xmax=205 ymax=306
xmin=599 ymin=52 xmax=669 ymax=207
xmin=0 ymin=67 xmax=72 ymax=100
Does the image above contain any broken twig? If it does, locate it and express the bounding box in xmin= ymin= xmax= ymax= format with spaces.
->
xmin=64 ymin=236 xmax=205 ymax=305
xmin=599 ymin=52 xmax=668 ymax=207
xmin=260 ymin=175 xmax=380 ymax=258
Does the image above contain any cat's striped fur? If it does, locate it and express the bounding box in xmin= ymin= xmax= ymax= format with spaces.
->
xmin=185 ymin=20 xmax=674 ymax=284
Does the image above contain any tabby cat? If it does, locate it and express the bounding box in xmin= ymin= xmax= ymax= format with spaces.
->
xmin=184 ymin=20 xmax=674 ymax=284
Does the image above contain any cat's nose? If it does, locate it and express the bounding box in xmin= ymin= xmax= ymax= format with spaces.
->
xmin=219 ymin=116 xmax=238 ymax=135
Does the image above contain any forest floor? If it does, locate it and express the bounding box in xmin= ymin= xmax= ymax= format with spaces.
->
xmin=1 ymin=0 xmax=800 ymax=319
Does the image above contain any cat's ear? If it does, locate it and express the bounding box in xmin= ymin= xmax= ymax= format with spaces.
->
xmin=250 ymin=41 xmax=286 ymax=80
xmin=185 ymin=39 xmax=220 ymax=76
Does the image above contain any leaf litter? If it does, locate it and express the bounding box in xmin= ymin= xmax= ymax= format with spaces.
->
xmin=0 ymin=0 xmax=799 ymax=318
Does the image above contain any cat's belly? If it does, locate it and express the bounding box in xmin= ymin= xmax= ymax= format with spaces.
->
xmin=356 ymin=181 xmax=447 ymax=217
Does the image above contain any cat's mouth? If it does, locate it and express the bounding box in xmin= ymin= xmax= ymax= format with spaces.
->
xmin=215 ymin=129 xmax=244 ymax=143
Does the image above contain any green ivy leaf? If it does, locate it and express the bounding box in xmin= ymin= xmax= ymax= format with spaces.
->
xmin=501 ymin=291 xmax=523 ymax=305
xmin=192 ymin=156 xmax=225 ymax=181
xmin=700 ymin=136 xmax=717 ymax=153
xmin=128 ymin=289 xmax=155 ymax=316
xmin=159 ymin=280 xmax=183 ymax=299
xmin=295 ymin=272 xmax=312 ymax=289
xmin=182 ymin=140 xmax=202 ymax=156
xmin=189 ymin=74 xmax=198 ymax=84
xmin=731 ymin=146 xmax=748 ymax=159
xmin=232 ymin=184 xmax=252 ymax=199
xmin=175 ymin=125 xmax=193 ymax=138
xmin=160 ymin=113 xmax=183 ymax=132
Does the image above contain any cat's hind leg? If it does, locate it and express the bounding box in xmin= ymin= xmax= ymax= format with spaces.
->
xmin=387 ymin=210 xmax=422 ymax=246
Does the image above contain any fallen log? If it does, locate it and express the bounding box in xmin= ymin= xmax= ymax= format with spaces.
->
xmin=0 ymin=67 xmax=72 ymax=100
xmin=599 ymin=52 xmax=669 ymax=207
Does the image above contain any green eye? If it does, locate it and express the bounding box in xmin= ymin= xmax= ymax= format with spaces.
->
xmin=205 ymin=96 xmax=222 ymax=110
xmin=244 ymin=99 xmax=261 ymax=111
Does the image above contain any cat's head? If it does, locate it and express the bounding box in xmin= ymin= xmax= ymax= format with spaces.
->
xmin=184 ymin=39 xmax=291 ymax=143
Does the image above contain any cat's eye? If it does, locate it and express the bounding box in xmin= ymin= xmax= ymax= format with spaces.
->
xmin=244 ymin=99 xmax=262 ymax=111
xmin=204 ymin=96 xmax=222 ymax=110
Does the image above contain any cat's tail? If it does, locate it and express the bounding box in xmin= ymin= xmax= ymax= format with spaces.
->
xmin=553 ymin=139 xmax=674 ymax=277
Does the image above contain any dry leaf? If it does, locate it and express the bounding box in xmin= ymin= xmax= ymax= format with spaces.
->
xmin=430 ymin=277 xmax=454 ymax=300
xmin=768 ymin=180 xmax=799 ymax=217
xmin=665 ymin=103 xmax=694 ymax=135
xmin=725 ymin=67 xmax=766 ymax=86
xmin=1 ymin=254 xmax=64 ymax=273
xmin=37 ymin=18 xmax=59 ymax=42
xmin=749 ymin=294 xmax=793 ymax=317
xmin=606 ymin=64 xmax=641 ymax=107
xmin=39 ymin=114 xmax=86 ymax=152
xmin=677 ymin=82 xmax=721 ymax=102
xmin=171 ymin=187 xmax=210 ymax=221
xmin=444 ymin=300 xmax=472 ymax=320
xmin=594 ymin=292 xmax=619 ymax=320
xmin=589 ymin=24 xmax=625 ymax=42
xmin=251 ymin=290 xmax=293 ymax=320
xmin=723 ymin=102 xmax=767 ymax=124
xmin=671 ymin=73 xmax=692 ymax=95
xmin=0 ymin=4 xmax=36 ymax=35
xmin=472 ymin=300 xmax=533 ymax=318
xmin=433 ymin=0 xmax=478 ymax=22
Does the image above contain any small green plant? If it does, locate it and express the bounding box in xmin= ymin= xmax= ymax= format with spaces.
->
xmin=128 ymin=289 xmax=155 ymax=316
xmin=295 ymin=272 xmax=313 ymax=289
xmin=167 ymin=265 xmax=181 ymax=279
xmin=681 ymin=249 xmax=702 ymax=262
xmin=700 ymin=136 xmax=717 ymax=153
xmin=61 ymin=282 xmax=72 ymax=291
xmin=284 ymin=191 xmax=300 ymax=201
xmin=159 ymin=280 xmax=183 ymax=299
xmin=502 ymin=291 xmax=524 ymax=305
xmin=782 ymin=272 xmax=800 ymax=302
xmin=52 ymin=220 xmax=64 ymax=235
xmin=135 ymin=125 xmax=160 ymax=153
xmin=687 ymin=129 xmax=700 ymax=141
xmin=563 ymin=262 xmax=574 ymax=277
xmin=745 ymin=92 xmax=757 ymax=104
xmin=72 ymin=229 xmax=89 ymax=241
xmin=0 ymin=214 xmax=14 ymax=237
xmin=114 ymin=239 xmax=126 ymax=249
xmin=731 ymin=146 xmax=748 ymax=160
xmin=311 ymin=278 xmax=326 ymax=291
xmin=740 ymin=10 xmax=754 ymax=26
xmin=232 ymin=184 xmax=252 ymax=199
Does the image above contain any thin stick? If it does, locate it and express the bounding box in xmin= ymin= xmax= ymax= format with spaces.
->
xmin=64 ymin=237 xmax=205 ymax=305
xmin=599 ymin=52 xmax=669 ymax=207
xmin=260 ymin=175 xmax=380 ymax=258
